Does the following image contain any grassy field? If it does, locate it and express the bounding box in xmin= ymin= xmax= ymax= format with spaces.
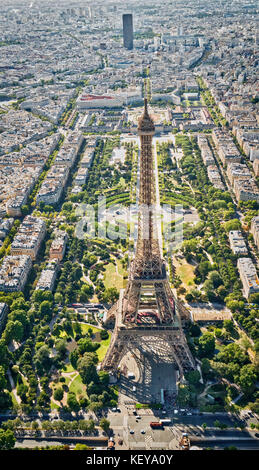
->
xmin=103 ymin=259 xmax=127 ymax=289
xmin=174 ymin=258 xmax=195 ymax=289
xmin=10 ymin=391 xmax=19 ymax=407
xmin=96 ymin=333 xmax=112 ymax=362
xmin=69 ymin=374 xmax=85 ymax=397
xmin=62 ymin=364 xmax=76 ymax=373
xmin=50 ymin=400 xmax=60 ymax=410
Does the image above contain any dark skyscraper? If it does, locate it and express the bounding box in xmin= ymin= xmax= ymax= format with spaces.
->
xmin=123 ymin=13 xmax=133 ymax=50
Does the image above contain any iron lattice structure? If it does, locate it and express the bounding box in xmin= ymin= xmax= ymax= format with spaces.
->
xmin=102 ymin=100 xmax=195 ymax=376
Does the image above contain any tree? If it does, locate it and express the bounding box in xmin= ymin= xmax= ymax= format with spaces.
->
xmin=214 ymin=420 xmax=221 ymax=428
xmin=37 ymin=390 xmax=50 ymax=407
xmin=17 ymin=383 xmax=28 ymax=402
xmin=67 ymin=392 xmax=80 ymax=412
xmin=248 ymin=293 xmax=259 ymax=306
xmin=73 ymin=322 xmax=82 ymax=336
xmin=102 ymin=287 xmax=119 ymax=304
xmin=77 ymin=352 xmax=99 ymax=385
xmin=238 ymin=364 xmax=257 ymax=396
xmin=224 ymin=219 xmax=241 ymax=232
xmin=248 ymin=399 xmax=259 ymax=414
xmin=216 ymin=343 xmax=247 ymax=366
xmin=39 ymin=301 xmax=52 ymax=319
xmin=0 ymin=366 xmax=7 ymax=392
xmin=196 ymin=261 xmax=211 ymax=281
xmin=223 ymin=320 xmax=235 ymax=334
xmin=55 ymin=339 xmax=67 ymax=356
xmin=0 ymin=428 xmax=15 ymax=449
xmin=0 ymin=390 xmax=12 ymax=410
xmin=209 ymin=271 xmax=223 ymax=288
xmin=3 ymin=320 xmax=24 ymax=343
xmin=88 ymin=401 xmax=103 ymax=412
xmin=69 ymin=349 xmax=79 ymax=369
xmin=54 ymin=293 xmax=63 ymax=305
xmin=186 ymin=370 xmax=201 ymax=386
xmin=198 ymin=333 xmax=215 ymax=358
xmin=98 ymin=371 xmax=109 ymax=386
xmin=54 ymin=388 xmax=64 ymax=402
xmin=100 ymin=418 xmax=110 ymax=434
xmin=34 ymin=345 xmax=52 ymax=374
xmin=100 ymin=329 xmax=109 ymax=340
xmin=189 ymin=323 xmax=201 ymax=338
xmin=31 ymin=421 xmax=39 ymax=431
xmin=177 ymin=385 xmax=191 ymax=407
xmin=75 ymin=443 xmax=91 ymax=450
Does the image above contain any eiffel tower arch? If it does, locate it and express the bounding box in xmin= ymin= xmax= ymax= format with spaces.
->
xmin=102 ymin=99 xmax=196 ymax=381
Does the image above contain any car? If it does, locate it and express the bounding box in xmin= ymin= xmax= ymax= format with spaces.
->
xmin=136 ymin=415 xmax=141 ymax=419
xmin=133 ymin=386 xmax=136 ymax=392
xmin=111 ymin=407 xmax=117 ymax=412
xmin=187 ymin=412 xmax=192 ymax=416
xmin=141 ymin=429 xmax=146 ymax=434
xmin=129 ymin=430 xmax=134 ymax=434
xmin=133 ymin=410 xmax=137 ymax=415
xmin=116 ymin=408 xmax=121 ymax=413
xmin=162 ymin=410 xmax=166 ymax=415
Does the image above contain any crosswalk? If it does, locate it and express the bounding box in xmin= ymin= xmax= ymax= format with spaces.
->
xmin=145 ymin=434 xmax=153 ymax=450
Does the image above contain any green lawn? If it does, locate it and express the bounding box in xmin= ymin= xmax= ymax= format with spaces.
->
xmin=60 ymin=371 xmax=77 ymax=386
xmin=103 ymin=260 xmax=127 ymax=289
xmin=10 ymin=391 xmax=19 ymax=407
xmin=62 ymin=363 xmax=75 ymax=373
xmin=69 ymin=374 xmax=86 ymax=397
xmin=72 ymin=322 xmax=104 ymax=337
xmin=175 ymin=259 xmax=195 ymax=289
xmin=51 ymin=400 xmax=60 ymax=410
xmin=96 ymin=333 xmax=112 ymax=362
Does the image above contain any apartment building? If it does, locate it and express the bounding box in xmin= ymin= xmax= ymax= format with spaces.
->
xmin=49 ymin=231 xmax=68 ymax=261
xmin=226 ymin=162 xmax=251 ymax=186
xmin=234 ymin=178 xmax=259 ymax=203
xmin=229 ymin=230 xmax=248 ymax=255
xmin=253 ymin=159 xmax=259 ymax=177
xmin=0 ymin=302 xmax=8 ymax=333
xmin=207 ymin=165 xmax=225 ymax=190
xmin=212 ymin=129 xmax=241 ymax=166
xmin=6 ymin=195 xmax=28 ymax=217
xmin=0 ymin=255 xmax=32 ymax=292
xmin=0 ymin=218 xmax=14 ymax=240
xmin=237 ymin=257 xmax=259 ymax=299
xmin=10 ymin=216 xmax=46 ymax=260
xmin=197 ymin=134 xmax=215 ymax=166
xmin=251 ymin=216 xmax=259 ymax=251
xmin=36 ymin=259 xmax=59 ymax=292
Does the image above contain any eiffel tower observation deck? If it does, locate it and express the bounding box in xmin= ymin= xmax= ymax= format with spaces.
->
xmin=102 ymin=100 xmax=195 ymax=378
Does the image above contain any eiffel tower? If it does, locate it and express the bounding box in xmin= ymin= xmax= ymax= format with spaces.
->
xmin=102 ymin=99 xmax=195 ymax=378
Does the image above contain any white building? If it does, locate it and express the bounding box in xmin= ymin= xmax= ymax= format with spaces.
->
xmin=0 ymin=255 xmax=32 ymax=292
xmin=251 ymin=216 xmax=259 ymax=251
xmin=77 ymin=93 xmax=123 ymax=109
xmin=229 ymin=230 xmax=248 ymax=255
xmin=237 ymin=257 xmax=259 ymax=299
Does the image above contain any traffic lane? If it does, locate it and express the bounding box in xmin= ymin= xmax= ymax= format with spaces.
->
xmin=190 ymin=438 xmax=259 ymax=450
xmin=172 ymin=414 xmax=240 ymax=427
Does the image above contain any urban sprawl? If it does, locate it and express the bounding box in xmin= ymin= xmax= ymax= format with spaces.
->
xmin=0 ymin=0 xmax=258 ymax=452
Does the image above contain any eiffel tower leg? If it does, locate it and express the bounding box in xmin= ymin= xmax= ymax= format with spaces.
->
xmin=167 ymin=332 xmax=196 ymax=376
